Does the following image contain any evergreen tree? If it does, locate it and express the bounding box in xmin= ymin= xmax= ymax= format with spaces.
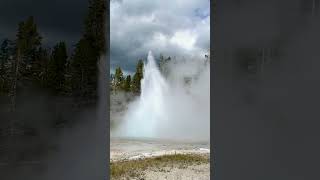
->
xmin=123 ymin=75 xmax=131 ymax=92
xmin=113 ymin=67 xmax=124 ymax=91
xmin=36 ymin=47 xmax=50 ymax=87
xmin=69 ymin=0 xmax=106 ymax=101
xmin=47 ymin=42 xmax=68 ymax=93
xmin=0 ymin=39 xmax=10 ymax=63
xmin=84 ymin=0 xmax=106 ymax=55
xmin=9 ymin=16 xmax=42 ymax=111
xmin=70 ymin=38 xmax=97 ymax=98
xmin=131 ymin=60 xmax=144 ymax=93
xmin=14 ymin=16 xmax=42 ymax=88
xmin=17 ymin=16 xmax=42 ymax=66
xmin=62 ymin=59 xmax=73 ymax=95
xmin=0 ymin=39 xmax=13 ymax=94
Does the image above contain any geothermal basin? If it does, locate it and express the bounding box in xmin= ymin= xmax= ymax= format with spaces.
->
xmin=110 ymin=137 xmax=210 ymax=162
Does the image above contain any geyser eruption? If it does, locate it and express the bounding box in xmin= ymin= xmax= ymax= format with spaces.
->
xmin=121 ymin=51 xmax=169 ymax=138
xmin=116 ymin=51 xmax=210 ymax=142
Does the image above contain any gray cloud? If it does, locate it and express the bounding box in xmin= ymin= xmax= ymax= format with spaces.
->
xmin=110 ymin=0 xmax=210 ymax=73
xmin=0 ymin=0 xmax=88 ymax=46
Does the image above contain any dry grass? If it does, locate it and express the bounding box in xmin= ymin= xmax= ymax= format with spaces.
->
xmin=110 ymin=154 xmax=209 ymax=180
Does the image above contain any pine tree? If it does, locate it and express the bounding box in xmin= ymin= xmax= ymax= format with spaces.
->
xmin=131 ymin=60 xmax=144 ymax=93
xmin=70 ymin=38 xmax=96 ymax=98
xmin=14 ymin=16 xmax=42 ymax=87
xmin=69 ymin=0 xmax=106 ymax=101
xmin=123 ymin=75 xmax=131 ymax=92
xmin=0 ymin=39 xmax=10 ymax=63
xmin=36 ymin=47 xmax=50 ymax=87
xmin=8 ymin=17 xmax=41 ymax=111
xmin=17 ymin=16 xmax=42 ymax=67
xmin=113 ymin=67 xmax=124 ymax=91
xmin=84 ymin=0 xmax=106 ymax=55
xmin=0 ymin=39 xmax=11 ymax=94
xmin=47 ymin=42 xmax=68 ymax=93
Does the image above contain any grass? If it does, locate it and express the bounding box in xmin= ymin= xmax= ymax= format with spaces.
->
xmin=110 ymin=153 xmax=209 ymax=180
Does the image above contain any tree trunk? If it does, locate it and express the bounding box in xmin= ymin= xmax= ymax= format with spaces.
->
xmin=10 ymin=48 xmax=20 ymax=112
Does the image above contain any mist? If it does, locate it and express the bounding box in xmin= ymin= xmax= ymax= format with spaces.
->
xmin=40 ymin=56 xmax=107 ymax=180
xmin=0 ymin=56 xmax=107 ymax=180
xmin=113 ymin=51 xmax=210 ymax=142
xmin=214 ymin=0 xmax=320 ymax=179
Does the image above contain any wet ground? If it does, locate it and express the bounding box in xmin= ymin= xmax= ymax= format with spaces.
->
xmin=110 ymin=137 xmax=210 ymax=161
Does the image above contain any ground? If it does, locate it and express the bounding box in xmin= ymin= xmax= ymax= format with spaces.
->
xmin=143 ymin=163 xmax=210 ymax=180
xmin=110 ymin=138 xmax=210 ymax=180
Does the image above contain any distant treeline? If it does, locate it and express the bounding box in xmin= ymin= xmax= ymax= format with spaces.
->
xmin=109 ymin=52 xmax=212 ymax=94
xmin=110 ymin=55 xmax=173 ymax=94
xmin=0 ymin=0 xmax=106 ymax=110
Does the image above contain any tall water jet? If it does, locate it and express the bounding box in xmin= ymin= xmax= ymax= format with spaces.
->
xmin=117 ymin=51 xmax=169 ymax=138
xmin=115 ymin=51 xmax=210 ymax=142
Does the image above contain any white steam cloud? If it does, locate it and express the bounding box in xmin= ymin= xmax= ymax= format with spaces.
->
xmin=114 ymin=51 xmax=210 ymax=142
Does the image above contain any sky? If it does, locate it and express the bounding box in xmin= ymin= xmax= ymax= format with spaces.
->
xmin=0 ymin=0 xmax=88 ymax=48
xmin=0 ymin=0 xmax=210 ymax=73
xmin=110 ymin=0 xmax=210 ymax=74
